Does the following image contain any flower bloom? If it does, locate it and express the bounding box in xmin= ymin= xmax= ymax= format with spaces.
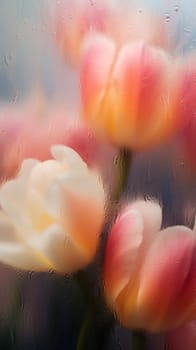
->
xmin=53 ymin=0 xmax=169 ymax=65
xmin=0 ymin=100 xmax=117 ymax=188
xmin=80 ymin=33 xmax=180 ymax=150
xmin=0 ymin=145 xmax=105 ymax=273
xmin=53 ymin=0 xmax=113 ymax=64
xmin=104 ymin=200 xmax=196 ymax=332
xmin=166 ymin=321 xmax=196 ymax=350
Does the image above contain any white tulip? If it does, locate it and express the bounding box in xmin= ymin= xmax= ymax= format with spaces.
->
xmin=0 ymin=145 xmax=105 ymax=273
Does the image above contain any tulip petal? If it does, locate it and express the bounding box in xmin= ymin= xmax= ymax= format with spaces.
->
xmin=29 ymin=225 xmax=85 ymax=273
xmin=109 ymin=200 xmax=161 ymax=329
xmin=0 ymin=213 xmax=20 ymax=243
xmin=80 ymin=33 xmax=116 ymax=109
xmin=169 ymin=246 xmax=196 ymax=327
xmin=26 ymin=159 xmax=66 ymax=231
xmin=104 ymin=208 xmax=144 ymax=304
xmin=137 ymin=226 xmax=195 ymax=331
xmin=27 ymin=159 xmax=64 ymax=195
xmin=51 ymin=145 xmax=88 ymax=173
xmin=130 ymin=199 xmax=162 ymax=238
xmin=0 ymin=242 xmax=52 ymax=271
xmin=80 ymin=33 xmax=119 ymax=139
xmin=18 ymin=159 xmax=40 ymax=180
xmin=0 ymin=180 xmax=33 ymax=237
xmin=113 ymin=43 xmax=171 ymax=148
xmin=45 ymin=171 xmax=105 ymax=261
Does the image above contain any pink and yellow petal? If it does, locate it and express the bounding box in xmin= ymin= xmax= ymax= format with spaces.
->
xmin=115 ymin=44 xmax=175 ymax=149
xmin=137 ymin=226 xmax=195 ymax=331
xmin=80 ymin=34 xmax=116 ymax=119
xmin=104 ymin=208 xmax=144 ymax=305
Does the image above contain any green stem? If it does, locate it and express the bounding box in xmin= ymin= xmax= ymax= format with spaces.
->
xmin=76 ymin=308 xmax=92 ymax=350
xmin=132 ymin=331 xmax=146 ymax=350
xmin=113 ymin=148 xmax=131 ymax=202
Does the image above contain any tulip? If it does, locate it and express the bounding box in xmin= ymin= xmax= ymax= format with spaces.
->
xmin=0 ymin=145 xmax=105 ymax=273
xmin=104 ymin=200 xmax=196 ymax=332
xmin=53 ymin=0 xmax=113 ymax=64
xmin=166 ymin=321 xmax=196 ymax=350
xmin=80 ymin=33 xmax=179 ymax=150
xmin=53 ymin=0 xmax=169 ymax=65
xmin=0 ymin=99 xmax=117 ymax=190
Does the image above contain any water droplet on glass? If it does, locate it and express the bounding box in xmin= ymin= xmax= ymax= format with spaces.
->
xmin=165 ymin=13 xmax=170 ymax=22
xmin=4 ymin=53 xmax=13 ymax=67
xmin=184 ymin=27 xmax=191 ymax=33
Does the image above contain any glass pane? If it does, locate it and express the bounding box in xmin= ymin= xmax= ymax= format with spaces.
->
xmin=0 ymin=1 xmax=195 ymax=349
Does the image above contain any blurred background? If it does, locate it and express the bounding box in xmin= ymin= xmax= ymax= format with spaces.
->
xmin=0 ymin=1 xmax=196 ymax=349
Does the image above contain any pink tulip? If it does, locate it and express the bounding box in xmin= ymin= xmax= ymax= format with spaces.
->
xmin=0 ymin=99 xmax=117 ymax=189
xmin=104 ymin=200 xmax=196 ymax=332
xmin=80 ymin=33 xmax=181 ymax=150
xmin=52 ymin=0 xmax=169 ymax=63
xmin=166 ymin=321 xmax=196 ymax=350
xmin=53 ymin=0 xmax=169 ymax=65
xmin=53 ymin=0 xmax=113 ymax=64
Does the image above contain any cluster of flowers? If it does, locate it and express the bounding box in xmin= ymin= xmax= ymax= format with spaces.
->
xmin=0 ymin=1 xmax=195 ymax=349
